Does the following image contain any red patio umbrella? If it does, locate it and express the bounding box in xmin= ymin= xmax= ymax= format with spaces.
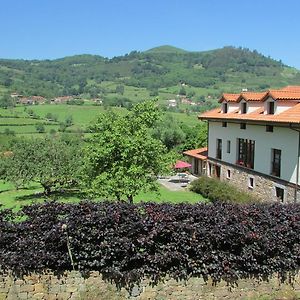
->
xmin=174 ymin=160 xmax=192 ymax=169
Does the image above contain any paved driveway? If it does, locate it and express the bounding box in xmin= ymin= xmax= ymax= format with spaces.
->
xmin=158 ymin=174 xmax=198 ymax=191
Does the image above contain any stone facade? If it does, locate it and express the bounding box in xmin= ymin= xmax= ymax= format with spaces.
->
xmin=0 ymin=270 xmax=300 ymax=300
xmin=208 ymin=159 xmax=300 ymax=203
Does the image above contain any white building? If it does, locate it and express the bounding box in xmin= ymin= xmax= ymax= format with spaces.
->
xmin=168 ymin=99 xmax=177 ymax=107
xmin=185 ymin=86 xmax=300 ymax=202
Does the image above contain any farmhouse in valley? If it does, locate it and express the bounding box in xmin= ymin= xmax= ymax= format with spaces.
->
xmin=185 ymin=86 xmax=300 ymax=202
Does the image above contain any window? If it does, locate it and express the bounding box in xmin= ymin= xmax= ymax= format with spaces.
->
xmin=216 ymin=139 xmax=222 ymax=159
xmin=266 ymin=125 xmax=273 ymax=132
xmin=271 ymin=149 xmax=281 ymax=177
xmin=215 ymin=165 xmax=221 ymax=178
xmin=241 ymin=102 xmax=247 ymax=114
xmin=227 ymin=140 xmax=231 ymax=153
xmin=267 ymin=102 xmax=275 ymax=114
xmin=208 ymin=163 xmax=213 ymax=177
xmin=248 ymin=177 xmax=254 ymax=189
xmin=237 ymin=138 xmax=255 ymax=169
xmin=226 ymin=169 xmax=231 ymax=179
xmin=223 ymin=103 xmax=228 ymax=113
xmin=240 ymin=123 xmax=246 ymax=130
xmin=222 ymin=122 xmax=227 ymax=127
xmin=275 ymin=186 xmax=284 ymax=202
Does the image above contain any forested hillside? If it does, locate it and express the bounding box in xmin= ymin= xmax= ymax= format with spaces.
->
xmin=0 ymin=45 xmax=299 ymax=100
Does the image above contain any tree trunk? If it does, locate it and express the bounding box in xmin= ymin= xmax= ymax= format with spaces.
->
xmin=41 ymin=183 xmax=51 ymax=196
xmin=127 ymin=195 xmax=133 ymax=204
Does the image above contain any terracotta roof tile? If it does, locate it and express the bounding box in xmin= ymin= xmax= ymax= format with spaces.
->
xmin=219 ymin=93 xmax=240 ymax=103
xmin=265 ymin=90 xmax=300 ymax=101
xmin=183 ymin=147 xmax=208 ymax=160
xmin=237 ymin=92 xmax=267 ymax=102
xmin=199 ymin=103 xmax=300 ymax=124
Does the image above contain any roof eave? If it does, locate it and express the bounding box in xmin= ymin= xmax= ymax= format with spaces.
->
xmin=199 ymin=116 xmax=300 ymax=127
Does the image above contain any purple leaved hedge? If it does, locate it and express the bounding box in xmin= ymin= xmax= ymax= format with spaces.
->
xmin=0 ymin=201 xmax=300 ymax=287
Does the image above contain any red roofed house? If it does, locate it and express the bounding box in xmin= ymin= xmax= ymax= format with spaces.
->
xmin=183 ymin=148 xmax=208 ymax=176
xmin=186 ymin=86 xmax=300 ymax=202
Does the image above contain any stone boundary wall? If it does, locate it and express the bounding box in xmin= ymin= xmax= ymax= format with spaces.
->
xmin=1 ymin=270 xmax=300 ymax=300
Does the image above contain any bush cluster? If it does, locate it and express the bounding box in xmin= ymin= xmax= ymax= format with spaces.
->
xmin=0 ymin=201 xmax=300 ymax=287
xmin=190 ymin=176 xmax=255 ymax=203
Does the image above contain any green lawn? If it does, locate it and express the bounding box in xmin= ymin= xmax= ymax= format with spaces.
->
xmin=0 ymin=181 xmax=206 ymax=210
xmin=135 ymin=185 xmax=206 ymax=204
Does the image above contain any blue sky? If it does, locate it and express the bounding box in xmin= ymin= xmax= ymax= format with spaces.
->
xmin=1 ymin=0 xmax=300 ymax=68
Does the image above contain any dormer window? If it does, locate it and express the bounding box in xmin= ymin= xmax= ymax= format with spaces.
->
xmin=267 ymin=101 xmax=275 ymax=114
xmin=223 ymin=102 xmax=228 ymax=113
xmin=241 ymin=102 xmax=247 ymax=114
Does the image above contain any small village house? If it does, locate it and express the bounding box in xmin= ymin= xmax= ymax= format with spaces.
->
xmin=185 ymin=86 xmax=300 ymax=202
xmin=17 ymin=96 xmax=46 ymax=105
xmin=168 ymin=99 xmax=177 ymax=107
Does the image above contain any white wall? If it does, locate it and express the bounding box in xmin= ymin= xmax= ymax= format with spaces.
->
xmin=208 ymin=121 xmax=299 ymax=184
xmin=276 ymin=100 xmax=297 ymax=114
xmin=227 ymin=102 xmax=239 ymax=113
xmin=246 ymin=102 xmax=262 ymax=113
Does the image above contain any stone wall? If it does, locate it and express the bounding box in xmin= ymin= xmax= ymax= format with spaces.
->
xmin=1 ymin=270 xmax=300 ymax=300
xmin=212 ymin=160 xmax=299 ymax=203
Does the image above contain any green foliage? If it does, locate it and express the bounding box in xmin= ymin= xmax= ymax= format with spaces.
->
xmin=190 ymin=176 xmax=255 ymax=204
xmin=83 ymin=100 xmax=169 ymax=202
xmin=1 ymin=136 xmax=82 ymax=194
xmin=115 ymin=84 xmax=124 ymax=95
xmin=153 ymin=114 xmax=186 ymax=150
xmin=179 ymin=86 xmax=186 ymax=95
xmin=64 ymin=115 xmax=73 ymax=127
xmin=0 ymin=46 xmax=298 ymax=99
xmin=45 ymin=112 xmax=58 ymax=122
xmin=0 ymin=94 xmax=15 ymax=108
xmin=35 ymin=123 xmax=45 ymax=133
xmin=179 ymin=122 xmax=207 ymax=151
xmin=3 ymin=128 xmax=15 ymax=136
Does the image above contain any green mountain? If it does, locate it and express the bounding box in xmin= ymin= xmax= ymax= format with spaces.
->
xmin=0 ymin=46 xmax=299 ymax=100
xmin=145 ymin=45 xmax=188 ymax=54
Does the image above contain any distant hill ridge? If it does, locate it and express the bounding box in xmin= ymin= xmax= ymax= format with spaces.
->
xmin=145 ymin=45 xmax=188 ymax=54
xmin=0 ymin=45 xmax=299 ymax=98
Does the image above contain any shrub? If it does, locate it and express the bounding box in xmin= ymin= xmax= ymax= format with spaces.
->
xmin=0 ymin=201 xmax=300 ymax=288
xmin=190 ymin=176 xmax=255 ymax=203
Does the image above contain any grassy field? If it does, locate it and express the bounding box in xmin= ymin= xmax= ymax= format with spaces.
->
xmin=0 ymin=103 xmax=201 ymax=141
xmin=0 ymin=181 xmax=206 ymax=210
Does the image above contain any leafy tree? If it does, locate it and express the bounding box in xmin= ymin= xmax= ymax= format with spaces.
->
xmin=1 ymin=136 xmax=82 ymax=194
xmin=35 ymin=123 xmax=45 ymax=133
xmin=115 ymin=85 xmax=125 ymax=95
xmin=3 ymin=128 xmax=15 ymax=136
xmin=149 ymin=89 xmax=159 ymax=97
xmin=45 ymin=112 xmax=58 ymax=122
xmin=179 ymin=122 xmax=207 ymax=151
xmin=179 ymin=86 xmax=186 ymax=96
xmin=0 ymin=94 xmax=15 ymax=108
xmin=187 ymin=90 xmax=195 ymax=98
xmin=153 ymin=114 xmax=186 ymax=150
xmin=83 ymin=100 xmax=168 ymax=202
xmin=65 ymin=115 xmax=73 ymax=127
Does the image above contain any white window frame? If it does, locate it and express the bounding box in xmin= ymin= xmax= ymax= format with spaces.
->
xmin=274 ymin=183 xmax=286 ymax=202
xmin=248 ymin=176 xmax=255 ymax=189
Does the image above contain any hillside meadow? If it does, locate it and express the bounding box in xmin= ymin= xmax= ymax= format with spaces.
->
xmin=0 ymin=103 xmax=201 ymax=141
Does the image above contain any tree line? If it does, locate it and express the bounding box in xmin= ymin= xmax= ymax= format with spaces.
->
xmin=0 ymin=100 xmax=207 ymax=202
xmin=0 ymin=46 xmax=294 ymax=99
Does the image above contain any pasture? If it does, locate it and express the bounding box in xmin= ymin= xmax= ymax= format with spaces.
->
xmin=0 ymin=103 xmax=201 ymax=142
xmin=0 ymin=180 xmax=206 ymax=210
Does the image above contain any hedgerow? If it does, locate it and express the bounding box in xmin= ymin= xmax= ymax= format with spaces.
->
xmin=190 ymin=176 xmax=255 ymax=203
xmin=0 ymin=201 xmax=300 ymax=288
